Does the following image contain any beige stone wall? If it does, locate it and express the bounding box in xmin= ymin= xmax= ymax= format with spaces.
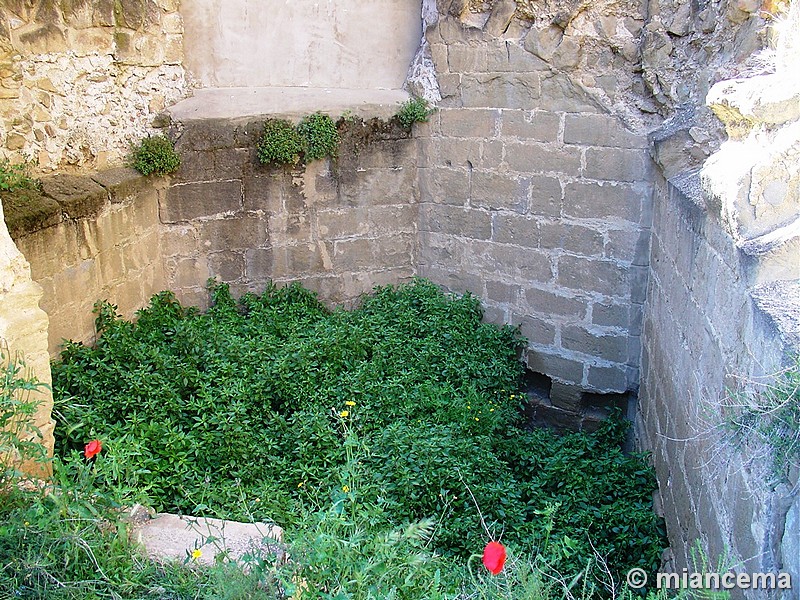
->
xmin=0 ymin=0 xmax=188 ymax=173
xmin=162 ymin=116 xmax=419 ymax=310
xmin=10 ymin=169 xmax=167 ymax=356
xmin=0 ymin=198 xmax=54 ymax=471
xmin=180 ymin=0 xmax=421 ymax=90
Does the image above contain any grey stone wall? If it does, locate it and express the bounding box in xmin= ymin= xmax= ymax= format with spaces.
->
xmin=418 ymin=16 xmax=654 ymax=424
xmin=638 ymin=171 xmax=798 ymax=596
xmin=162 ymin=117 xmax=418 ymax=310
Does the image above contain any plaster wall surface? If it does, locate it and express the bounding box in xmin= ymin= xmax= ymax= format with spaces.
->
xmin=180 ymin=0 xmax=422 ymax=90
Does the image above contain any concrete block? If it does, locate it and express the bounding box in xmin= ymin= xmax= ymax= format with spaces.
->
xmin=584 ymin=147 xmax=652 ymax=183
xmin=419 ymin=204 xmax=492 ymax=239
xmin=504 ymin=142 xmax=581 ymax=176
xmin=471 ymin=170 xmax=528 ymax=213
xmin=500 ymin=110 xmax=560 ymax=142
xmin=557 ymin=256 xmax=628 ymax=297
xmin=492 ymin=213 xmax=539 ymax=247
xmin=199 ymin=216 xmax=268 ymax=253
xmin=563 ymin=181 xmax=647 ymax=223
xmin=525 ymin=287 xmax=586 ymax=318
xmin=561 ymin=325 xmax=628 ymax=362
xmin=539 ymin=221 xmax=605 ymax=257
xmin=418 ymin=167 xmax=469 ymax=206
xmin=513 ymin=313 xmax=557 ymax=346
xmin=438 ymin=108 xmax=499 ymax=138
xmin=162 ymin=181 xmax=242 ymax=223
xmin=586 ymin=364 xmax=628 ymax=392
xmin=526 ymin=350 xmax=584 ymax=385
xmin=564 ymin=114 xmax=648 ymax=149
xmin=461 ymin=73 xmax=541 ymax=109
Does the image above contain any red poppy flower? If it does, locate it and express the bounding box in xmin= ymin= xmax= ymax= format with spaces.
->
xmin=84 ymin=439 xmax=102 ymax=459
xmin=482 ymin=540 xmax=506 ymax=575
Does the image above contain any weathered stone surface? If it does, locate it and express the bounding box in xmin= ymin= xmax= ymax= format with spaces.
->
xmin=500 ymin=110 xmax=560 ymax=142
xmin=41 ymin=174 xmax=106 ymax=219
xmin=557 ymin=256 xmax=628 ymax=297
xmin=563 ymin=181 xmax=646 ymax=223
xmin=133 ymin=513 xmax=283 ymax=567
xmin=563 ymin=114 xmax=648 ymax=149
xmin=161 ymin=181 xmax=242 ymax=223
xmin=504 ymin=142 xmax=581 ymax=175
xmin=470 ymin=170 xmax=528 ymax=213
xmin=461 ymin=72 xmax=541 ymax=108
xmin=584 ymin=148 xmax=652 ymax=183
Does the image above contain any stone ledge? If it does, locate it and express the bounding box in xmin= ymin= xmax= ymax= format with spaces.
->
xmin=166 ymin=87 xmax=411 ymax=123
xmin=2 ymin=167 xmax=152 ymax=238
xmin=751 ymin=279 xmax=800 ymax=350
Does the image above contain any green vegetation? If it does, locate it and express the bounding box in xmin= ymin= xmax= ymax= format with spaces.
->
xmin=396 ymin=96 xmax=435 ymax=130
xmin=258 ymin=114 xmax=340 ymax=166
xmin=722 ymin=355 xmax=800 ymax=483
xmin=130 ymin=135 xmax=181 ymax=176
xmin=257 ymin=118 xmax=305 ymax=166
xmin=297 ymin=112 xmax=340 ymax=162
xmin=46 ymin=278 xmax=666 ymax=596
xmin=0 ymin=159 xmax=40 ymax=193
xmin=0 ymin=348 xmax=47 ymax=487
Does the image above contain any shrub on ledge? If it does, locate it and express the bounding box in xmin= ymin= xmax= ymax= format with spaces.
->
xmin=130 ymin=135 xmax=181 ymax=176
xmin=257 ymin=118 xmax=305 ymax=166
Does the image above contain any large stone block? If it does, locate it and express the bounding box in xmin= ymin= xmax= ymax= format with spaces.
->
xmin=529 ymin=176 xmax=564 ymax=217
xmin=199 ymin=216 xmax=268 ymax=252
xmin=539 ymin=221 xmax=604 ymax=257
xmin=525 ymin=286 xmax=587 ymax=318
xmin=500 ymin=110 xmax=560 ymax=143
xmin=41 ymin=174 xmax=107 ymax=220
xmin=418 ymin=167 xmax=469 ymax=206
xmin=591 ymin=302 xmax=630 ymax=329
xmin=504 ymin=142 xmax=581 ymax=176
xmin=526 ymin=350 xmax=584 ymax=385
xmin=563 ymin=181 xmax=646 ymax=223
xmin=492 ymin=212 xmax=539 ymax=247
xmin=470 ymin=241 xmax=553 ymax=282
xmin=564 ymin=114 xmax=648 ymax=149
xmin=162 ymin=181 xmax=243 ymax=222
xmin=557 ymin=255 xmax=628 ymax=297
xmin=208 ymin=250 xmax=245 ymax=282
xmin=584 ymin=148 xmax=652 ymax=183
xmin=419 ymin=204 xmax=492 ymax=240
xmin=512 ymin=313 xmax=557 ymax=345
xmin=447 ymin=44 xmax=488 ymax=73
xmin=461 ymin=73 xmax=541 ymax=109
xmin=438 ymin=108 xmax=499 ymax=138
xmin=471 ymin=170 xmax=528 ymax=213
xmin=561 ymin=325 xmax=628 ymax=363
xmin=586 ymin=364 xmax=628 ymax=392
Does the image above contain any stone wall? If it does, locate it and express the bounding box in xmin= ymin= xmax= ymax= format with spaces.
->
xmin=162 ymin=115 xmax=419 ymax=310
xmin=7 ymin=169 xmax=167 ymax=356
xmin=0 ymin=0 xmax=188 ymax=172
xmin=638 ymin=1 xmax=800 ymax=592
xmin=417 ymin=7 xmax=654 ymax=426
xmin=0 ymin=199 xmax=54 ymax=469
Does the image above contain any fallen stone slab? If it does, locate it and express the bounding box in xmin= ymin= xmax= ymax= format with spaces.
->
xmin=131 ymin=512 xmax=284 ymax=567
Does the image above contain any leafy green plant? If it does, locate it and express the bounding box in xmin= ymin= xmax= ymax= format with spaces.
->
xmin=257 ymin=118 xmax=305 ymax=166
xmin=130 ymin=134 xmax=181 ymax=176
xmin=0 ymin=345 xmax=47 ymax=487
xmin=51 ymin=278 xmax=667 ymax=594
xmin=396 ymin=96 xmax=435 ymax=130
xmin=297 ymin=112 xmax=340 ymax=162
xmin=0 ymin=159 xmax=39 ymax=193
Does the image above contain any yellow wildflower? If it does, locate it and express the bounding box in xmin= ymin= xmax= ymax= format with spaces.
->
xmin=342 ymin=485 xmax=350 ymax=493
xmin=298 ymin=481 xmax=305 ymax=488
xmin=345 ymin=400 xmax=356 ymax=406
xmin=191 ymin=548 xmax=203 ymax=560
xmin=339 ymin=410 xmax=349 ymax=417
